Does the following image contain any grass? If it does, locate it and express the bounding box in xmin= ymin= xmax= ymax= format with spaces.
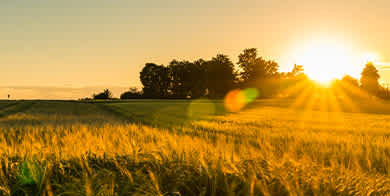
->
xmin=0 ymin=99 xmax=389 ymax=195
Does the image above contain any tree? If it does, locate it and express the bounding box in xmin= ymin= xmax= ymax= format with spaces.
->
xmin=237 ymin=48 xmax=279 ymax=86
xmin=168 ymin=59 xmax=208 ymax=98
xmin=341 ymin=75 xmax=359 ymax=87
xmin=140 ymin=63 xmax=170 ymax=98
xmin=93 ymin=89 xmax=113 ymax=99
xmin=205 ymin=54 xmax=236 ymax=98
xmin=120 ymin=87 xmax=142 ymax=99
xmin=274 ymin=64 xmax=308 ymax=98
xmin=289 ymin=64 xmax=304 ymax=78
xmin=360 ymin=62 xmax=380 ymax=96
xmin=168 ymin=60 xmax=192 ymax=98
xmin=330 ymin=75 xmax=360 ymax=99
xmin=190 ymin=59 xmax=208 ymax=98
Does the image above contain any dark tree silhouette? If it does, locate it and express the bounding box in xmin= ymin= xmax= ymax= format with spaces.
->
xmin=140 ymin=63 xmax=170 ymax=98
xmin=168 ymin=59 xmax=207 ymax=98
xmin=169 ymin=60 xmax=192 ymax=98
xmin=136 ymin=50 xmax=281 ymax=99
xmin=360 ymin=62 xmax=380 ymax=96
xmin=237 ymin=48 xmax=279 ymax=86
xmin=205 ymin=54 xmax=236 ymax=98
xmin=190 ymin=59 xmax=208 ymax=98
xmin=93 ymin=89 xmax=113 ymax=99
xmin=236 ymin=48 xmax=280 ymax=98
xmin=120 ymin=87 xmax=142 ymax=99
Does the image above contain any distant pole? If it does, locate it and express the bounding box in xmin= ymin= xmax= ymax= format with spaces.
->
xmin=7 ymin=94 xmax=10 ymax=100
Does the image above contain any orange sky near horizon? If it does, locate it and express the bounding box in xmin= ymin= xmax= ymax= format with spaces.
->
xmin=1 ymin=0 xmax=390 ymax=99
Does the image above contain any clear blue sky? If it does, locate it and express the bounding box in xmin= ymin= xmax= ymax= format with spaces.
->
xmin=1 ymin=0 xmax=390 ymax=98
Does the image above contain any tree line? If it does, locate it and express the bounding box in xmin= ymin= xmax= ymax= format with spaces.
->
xmin=125 ymin=48 xmax=305 ymax=99
xmin=91 ymin=48 xmax=386 ymax=100
xmin=331 ymin=62 xmax=389 ymax=99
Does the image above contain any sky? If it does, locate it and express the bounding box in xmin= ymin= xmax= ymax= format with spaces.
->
xmin=1 ymin=0 xmax=390 ymax=99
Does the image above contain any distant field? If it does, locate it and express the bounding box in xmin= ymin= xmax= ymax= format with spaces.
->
xmin=0 ymin=99 xmax=390 ymax=195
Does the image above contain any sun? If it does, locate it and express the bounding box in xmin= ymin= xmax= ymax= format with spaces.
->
xmin=294 ymin=39 xmax=357 ymax=84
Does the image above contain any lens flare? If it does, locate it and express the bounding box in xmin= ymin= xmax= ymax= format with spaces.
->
xmin=224 ymin=88 xmax=259 ymax=112
xmin=243 ymin=88 xmax=259 ymax=103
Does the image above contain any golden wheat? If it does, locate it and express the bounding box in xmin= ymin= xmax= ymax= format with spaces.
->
xmin=0 ymin=100 xmax=389 ymax=195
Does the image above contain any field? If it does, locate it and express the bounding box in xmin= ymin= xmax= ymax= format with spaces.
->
xmin=0 ymin=99 xmax=390 ymax=195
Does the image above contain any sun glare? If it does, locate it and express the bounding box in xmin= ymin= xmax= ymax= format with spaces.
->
xmin=294 ymin=39 xmax=358 ymax=84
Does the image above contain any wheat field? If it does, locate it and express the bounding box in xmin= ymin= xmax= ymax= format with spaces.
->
xmin=0 ymin=99 xmax=389 ymax=195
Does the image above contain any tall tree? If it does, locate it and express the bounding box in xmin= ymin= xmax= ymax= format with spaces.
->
xmin=205 ymin=54 xmax=236 ymax=98
xmin=168 ymin=59 xmax=207 ymax=98
xmin=237 ymin=48 xmax=279 ymax=86
xmin=169 ymin=60 xmax=191 ymax=98
xmin=140 ymin=63 xmax=170 ymax=98
xmin=360 ymin=62 xmax=380 ymax=96
xmin=190 ymin=59 xmax=208 ymax=98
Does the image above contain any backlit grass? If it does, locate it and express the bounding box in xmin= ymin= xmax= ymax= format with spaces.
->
xmin=0 ymin=99 xmax=389 ymax=195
